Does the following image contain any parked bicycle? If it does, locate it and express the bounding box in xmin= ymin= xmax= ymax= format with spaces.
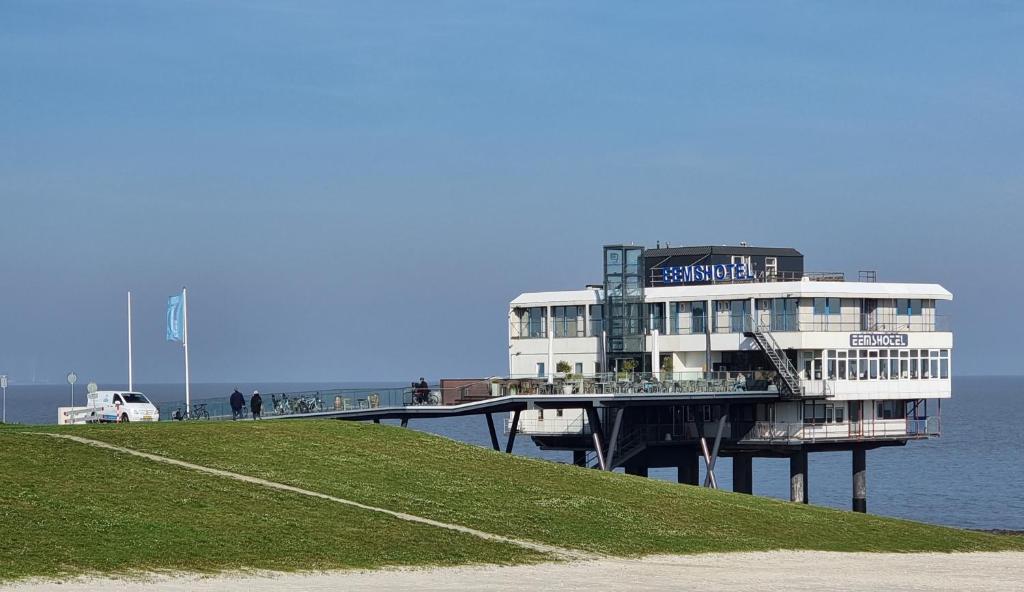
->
xmin=172 ymin=403 xmax=210 ymax=421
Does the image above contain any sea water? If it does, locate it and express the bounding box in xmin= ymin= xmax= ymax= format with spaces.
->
xmin=5 ymin=375 xmax=1022 ymax=531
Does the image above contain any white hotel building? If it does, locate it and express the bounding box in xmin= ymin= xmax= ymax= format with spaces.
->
xmin=504 ymin=244 xmax=951 ymax=510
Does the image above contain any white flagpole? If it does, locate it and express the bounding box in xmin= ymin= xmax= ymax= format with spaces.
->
xmin=127 ymin=291 xmax=134 ymax=392
xmin=182 ymin=287 xmax=191 ymax=412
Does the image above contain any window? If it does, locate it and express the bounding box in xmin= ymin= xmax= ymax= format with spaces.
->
xmin=940 ymin=350 xmax=949 ymax=379
xmin=730 ymin=300 xmax=750 ymax=332
xmin=765 ymin=257 xmax=778 ymax=278
xmin=113 ymin=394 xmax=124 ymax=405
xmin=930 ymin=350 xmax=940 ymax=380
xmin=519 ymin=307 xmax=546 ymax=338
xmin=876 ymin=400 xmax=906 ymax=420
xmin=553 ymin=306 xmax=584 ymax=337
xmin=536 ymin=363 xmax=545 ymax=378
xmin=692 ymin=303 xmax=706 ymax=334
xmin=827 ymin=350 xmax=837 ymax=379
xmin=588 ymin=305 xmax=603 ymax=336
xmin=803 ymin=402 xmax=827 ymax=425
xmin=900 ymin=350 xmax=910 ymax=379
xmin=574 ymin=362 xmax=583 ymax=375
xmin=771 ymin=298 xmax=798 ymax=332
xmin=835 ymin=406 xmax=845 ymax=423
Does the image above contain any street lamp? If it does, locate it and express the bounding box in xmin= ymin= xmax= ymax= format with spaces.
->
xmin=67 ymin=371 xmax=78 ymax=411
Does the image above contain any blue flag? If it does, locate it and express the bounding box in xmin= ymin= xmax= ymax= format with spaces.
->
xmin=167 ymin=294 xmax=184 ymax=342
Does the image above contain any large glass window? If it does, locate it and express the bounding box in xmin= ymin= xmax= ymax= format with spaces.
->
xmin=588 ymin=304 xmax=603 ymax=336
xmin=771 ymin=298 xmax=798 ymax=332
xmin=730 ymin=300 xmax=750 ymax=333
xmin=516 ymin=307 xmax=546 ymax=338
xmin=877 ymin=400 xmax=906 ymax=420
xmin=692 ymin=303 xmax=706 ymax=334
xmin=553 ymin=306 xmax=584 ymax=337
xmin=940 ymin=350 xmax=949 ymax=379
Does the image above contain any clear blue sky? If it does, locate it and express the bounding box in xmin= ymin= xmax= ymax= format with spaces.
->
xmin=1 ymin=1 xmax=1021 ymax=384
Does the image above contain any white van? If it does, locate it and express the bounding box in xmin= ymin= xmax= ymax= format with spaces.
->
xmin=91 ymin=391 xmax=160 ymax=423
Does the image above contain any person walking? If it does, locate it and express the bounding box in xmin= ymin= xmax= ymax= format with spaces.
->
xmin=230 ymin=389 xmax=245 ymax=420
xmin=250 ymin=390 xmax=263 ymax=420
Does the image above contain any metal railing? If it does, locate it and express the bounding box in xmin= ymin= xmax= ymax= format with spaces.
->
xmin=157 ymin=385 xmax=442 ymax=421
xmin=505 ymin=415 xmax=588 ymax=435
xmin=497 ymin=371 xmax=779 ymax=396
xmin=741 ymin=417 xmax=941 ymax=443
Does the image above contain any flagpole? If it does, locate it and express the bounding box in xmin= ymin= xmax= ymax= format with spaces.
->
xmin=182 ymin=287 xmax=190 ymax=412
xmin=127 ymin=291 xmax=134 ymax=392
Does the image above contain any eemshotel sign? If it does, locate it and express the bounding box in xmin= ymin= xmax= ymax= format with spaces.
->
xmin=850 ymin=333 xmax=909 ymax=347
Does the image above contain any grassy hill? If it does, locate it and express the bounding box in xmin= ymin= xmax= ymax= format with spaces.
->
xmin=3 ymin=420 xmax=1021 ymax=582
xmin=0 ymin=429 xmax=540 ymax=582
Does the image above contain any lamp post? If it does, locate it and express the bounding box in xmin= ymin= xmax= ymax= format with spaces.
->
xmin=67 ymin=371 xmax=78 ymax=412
xmin=1 ymin=375 xmax=7 ymax=423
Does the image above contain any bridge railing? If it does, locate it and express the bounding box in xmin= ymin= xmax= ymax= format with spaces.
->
xmin=156 ymin=384 xmax=442 ymax=421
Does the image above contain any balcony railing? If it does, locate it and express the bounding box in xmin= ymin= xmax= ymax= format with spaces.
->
xmin=497 ymin=371 xmax=779 ymax=397
xmin=741 ymin=416 xmax=940 ymax=443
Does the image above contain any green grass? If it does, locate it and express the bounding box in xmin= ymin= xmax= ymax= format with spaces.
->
xmin=0 ymin=432 xmax=543 ymax=582
xmin=33 ymin=420 xmax=1023 ymax=557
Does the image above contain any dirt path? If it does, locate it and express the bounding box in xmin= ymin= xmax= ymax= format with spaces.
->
xmin=6 ymin=551 xmax=1024 ymax=591
xmin=36 ymin=433 xmax=592 ymax=561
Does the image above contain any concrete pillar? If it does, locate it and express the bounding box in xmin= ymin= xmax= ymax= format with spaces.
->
xmin=625 ymin=462 xmax=648 ymax=478
xmin=652 ymin=329 xmax=660 ymax=375
xmin=573 ymin=450 xmax=587 ymax=467
xmin=732 ymin=454 xmax=753 ymax=494
xmin=789 ymin=450 xmax=808 ymax=504
xmin=853 ymin=448 xmax=867 ymax=513
xmin=677 ymin=449 xmax=700 ymax=486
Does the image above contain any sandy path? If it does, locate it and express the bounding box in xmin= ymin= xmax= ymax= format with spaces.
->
xmin=35 ymin=433 xmax=590 ymax=560
xmin=6 ymin=552 xmax=1024 ymax=591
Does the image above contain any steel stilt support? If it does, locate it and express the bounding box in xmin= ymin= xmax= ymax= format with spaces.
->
xmin=604 ymin=408 xmax=624 ymax=470
xmin=400 ymin=418 xmax=408 ymax=428
xmin=732 ymin=454 xmax=753 ymax=494
xmin=625 ymin=462 xmax=648 ymax=477
xmin=677 ymin=449 xmax=700 ymax=486
xmin=573 ymin=450 xmax=587 ymax=467
xmin=505 ymin=409 xmax=520 ymax=453
xmin=853 ymin=447 xmax=867 ymax=513
xmin=585 ymin=406 xmax=607 ymax=471
xmin=485 ymin=413 xmax=500 ymax=451
xmin=790 ymin=449 xmax=808 ymax=504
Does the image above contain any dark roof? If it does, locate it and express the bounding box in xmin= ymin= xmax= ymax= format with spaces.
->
xmin=644 ymin=245 xmax=802 ymax=258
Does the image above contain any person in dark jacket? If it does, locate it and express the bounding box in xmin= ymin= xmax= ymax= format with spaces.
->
xmin=414 ymin=377 xmax=429 ymax=405
xmin=230 ymin=389 xmax=245 ymax=420
xmin=250 ymin=390 xmax=263 ymax=420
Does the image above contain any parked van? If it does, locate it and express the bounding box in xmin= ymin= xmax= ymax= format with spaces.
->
xmin=91 ymin=391 xmax=160 ymax=423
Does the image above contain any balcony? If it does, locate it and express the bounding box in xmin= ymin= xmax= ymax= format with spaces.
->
xmin=495 ymin=372 xmax=779 ymax=397
xmin=741 ymin=417 xmax=940 ymax=443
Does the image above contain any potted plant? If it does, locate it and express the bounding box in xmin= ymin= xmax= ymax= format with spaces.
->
xmin=556 ymin=361 xmax=574 ymax=394
xmin=618 ymin=359 xmax=638 ymax=381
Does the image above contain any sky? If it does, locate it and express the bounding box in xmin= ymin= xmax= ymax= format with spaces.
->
xmin=1 ymin=1 xmax=1022 ymax=384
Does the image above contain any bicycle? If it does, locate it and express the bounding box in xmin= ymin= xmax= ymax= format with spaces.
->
xmin=189 ymin=403 xmax=210 ymax=420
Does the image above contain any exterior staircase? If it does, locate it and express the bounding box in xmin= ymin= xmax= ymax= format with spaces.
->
xmin=744 ymin=324 xmax=803 ymax=399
